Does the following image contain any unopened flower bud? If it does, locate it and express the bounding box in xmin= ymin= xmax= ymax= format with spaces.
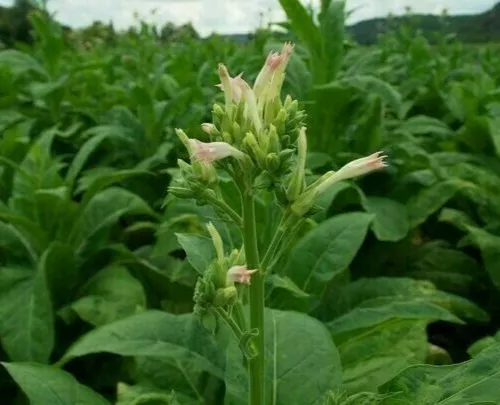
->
xmin=265 ymin=153 xmax=280 ymax=172
xmin=206 ymin=222 xmax=224 ymax=262
xmin=286 ymin=127 xmax=307 ymax=201
xmin=201 ymin=123 xmax=218 ymax=136
xmin=268 ymin=124 xmax=280 ymax=153
xmin=243 ymin=132 xmax=266 ymax=168
xmin=213 ymin=286 xmax=238 ymax=307
xmin=168 ymin=186 xmax=195 ymax=199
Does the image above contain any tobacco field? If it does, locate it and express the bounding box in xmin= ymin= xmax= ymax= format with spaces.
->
xmin=1 ymin=0 xmax=500 ymax=404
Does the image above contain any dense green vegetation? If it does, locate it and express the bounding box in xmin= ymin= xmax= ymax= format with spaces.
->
xmin=1 ymin=0 xmax=500 ymax=404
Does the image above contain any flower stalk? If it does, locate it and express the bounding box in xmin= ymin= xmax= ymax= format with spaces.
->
xmin=168 ymin=41 xmax=388 ymax=405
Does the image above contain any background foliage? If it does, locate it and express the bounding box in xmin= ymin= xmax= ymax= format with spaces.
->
xmin=1 ymin=0 xmax=500 ymax=404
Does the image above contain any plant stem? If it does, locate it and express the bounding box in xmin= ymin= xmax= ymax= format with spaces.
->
xmin=241 ymin=189 xmax=265 ymax=405
xmin=204 ymin=191 xmax=243 ymax=227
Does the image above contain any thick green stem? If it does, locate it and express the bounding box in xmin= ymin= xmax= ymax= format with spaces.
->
xmin=241 ymin=190 xmax=265 ymax=405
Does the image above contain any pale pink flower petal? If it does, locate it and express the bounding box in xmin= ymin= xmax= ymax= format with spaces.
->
xmin=226 ymin=265 xmax=258 ymax=285
xmin=316 ymin=152 xmax=388 ymax=194
xmin=188 ymin=139 xmax=244 ymax=164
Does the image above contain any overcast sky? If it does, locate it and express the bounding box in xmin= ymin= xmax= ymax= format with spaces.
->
xmin=0 ymin=0 xmax=496 ymax=36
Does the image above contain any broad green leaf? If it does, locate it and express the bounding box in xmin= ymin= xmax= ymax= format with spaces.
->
xmin=0 ymin=266 xmax=54 ymax=363
xmin=71 ymin=187 xmax=155 ymax=250
xmin=0 ymin=221 xmax=36 ymax=264
xmin=361 ymin=197 xmax=409 ymax=242
xmin=225 ymin=308 xmax=342 ymax=405
xmin=327 ymin=301 xmax=462 ymax=337
xmin=284 ymin=212 xmax=374 ymax=294
xmin=70 ymin=266 xmax=146 ymax=327
xmin=343 ymin=75 xmax=402 ymax=112
xmin=175 ymin=233 xmax=215 ymax=275
xmin=2 ymin=362 xmax=109 ymax=405
xmin=406 ymin=180 xmax=461 ymax=227
xmin=60 ymin=310 xmax=224 ymax=379
xmin=380 ymin=342 xmax=500 ymax=404
xmin=267 ymin=274 xmax=309 ymax=298
xmin=323 ymin=276 xmax=489 ymax=324
xmin=398 ymin=115 xmax=452 ymax=137
xmin=65 ymin=133 xmax=111 ymax=187
xmin=462 ymin=226 xmax=500 ymax=290
xmin=339 ymin=320 xmax=428 ymax=393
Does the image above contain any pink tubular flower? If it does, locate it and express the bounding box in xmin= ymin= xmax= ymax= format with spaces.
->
xmin=188 ymin=139 xmax=244 ymax=164
xmin=316 ymin=152 xmax=388 ymax=194
xmin=253 ymin=42 xmax=294 ymax=100
xmin=226 ymin=265 xmax=258 ymax=285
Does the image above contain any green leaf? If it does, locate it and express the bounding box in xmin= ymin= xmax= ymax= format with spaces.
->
xmin=406 ymin=180 xmax=461 ymax=227
xmin=361 ymin=197 xmax=409 ymax=242
xmin=60 ymin=310 xmax=224 ymax=379
xmin=319 ymin=0 xmax=345 ymax=81
xmin=339 ymin=320 xmax=428 ymax=393
xmin=175 ymin=233 xmax=215 ymax=275
xmin=0 ymin=266 xmax=54 ymax=363
xmin=0 ymin=221 xmax=37 ymax=264
xmin=398 ymin=115 xmax=452 ymax=137
xmin=65 ymin=133 xmax=111 ymax=188
xmin=71 ymin=187 xmax=155 ymax=250
xmin=327 ymin=301 xmax=463 ymax=337
xmin=225 ymin=308 xmax=342 ymax=405
xmin=267 ymin=274 xmax=309 ymax=298
xmin=462 ymin=226 xmax=500 ymax=290
xmin=2 ymin=362 xmax=110 ymax=405
xmin=380 ymin=342 xmax=500 ymax=404
xmin=278 ymin=0 xmax=321 ymax=60
xmin=284 ymin=212 xmax=373 ymax=295
xmin=343 ymin=75 xmax=402 ymax=112
xmin=70 ymin=266 xmax=146 ymax=327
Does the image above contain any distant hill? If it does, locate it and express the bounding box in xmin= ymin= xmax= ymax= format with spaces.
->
xmin=346 ymin=2 xmax=500 ymax=44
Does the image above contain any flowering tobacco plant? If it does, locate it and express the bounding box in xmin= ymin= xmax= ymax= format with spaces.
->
xmin=169 ymin=43 xmax=387 ymax=405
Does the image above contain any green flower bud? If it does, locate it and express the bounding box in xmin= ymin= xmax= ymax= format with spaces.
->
xmin=168 ymin=186 xmax=195 ymax=199
xmin=254 ymin=171 xmax=274 ymax=190
xmin=221 ymin=131 xmax=233 ymax=144
xmin=213 ymin=286 xmax=238 ymax=307
xmin=232 ymin=122 xmax=242 ymax=145
xmin=268 ymin=124 xmax=281 ymax=154
xmin=206 ymin=222 xmax=224 ymax=262
xmin=265 ymin=153 xmax=280 ymax=172
xmin=243 ymin=131 xmax=266 ymax=168
xmin=286 ymin=127 xmax=307 ymax=201
xmin=290 ymin=189 xmax=317 ymax=217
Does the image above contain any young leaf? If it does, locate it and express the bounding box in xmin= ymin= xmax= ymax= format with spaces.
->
xmin=2 ymin=362 xmax=110 ymax=405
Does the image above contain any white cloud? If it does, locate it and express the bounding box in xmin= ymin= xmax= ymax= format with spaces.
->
xmin=0 ymin=0 xmax=496 ymax=36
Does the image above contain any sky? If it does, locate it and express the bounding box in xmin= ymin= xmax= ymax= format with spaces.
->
xmin=0 ymin=0 xmax=496 ymax=36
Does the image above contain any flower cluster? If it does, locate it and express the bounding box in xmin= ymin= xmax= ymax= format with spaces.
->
xmin=171 ymin=42 xmax=388 ymax=314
